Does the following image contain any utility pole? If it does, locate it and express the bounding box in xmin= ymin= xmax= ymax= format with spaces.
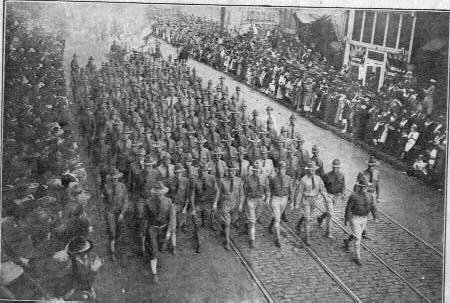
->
xmin=220 ymin=7 xmax=226 ymax=33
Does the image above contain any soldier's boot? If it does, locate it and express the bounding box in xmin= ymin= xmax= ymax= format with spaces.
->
xmin=194 ymin=227 xmax=201 ymax=253
xmin=224 ymin=225 xmax=231 ymax=251
xmin=274 ymin=220 xmax=281 ymax=248
xmin=343 ymin=235 xmax=356 ymax=250
xmin=324 ymin=213 xmax=334 ymax=239
xmin=171 ymin=233 xmax=177 ymax=256
xmin=210 ymin=213 xmax=217 ymax=231
xmin=304 ymin=220 xmax=311 ymax=246
xmin=362 ymin=230 xmax=370 ymax=240
xmin=296 ymin=216 xmax=305 ymax=234
xmin=249 ymin=224 xmax=256 ymax=248
xmin=317 ymin=212 xmax=328 ymax=227
xmin=281 ymin=211 xmax=289 ymax=222
xmin=268 ymin=218 xmax=275 ymax=234
xmin=110 ymin=240 xmax=116 ymax=262
xmin=150 ymin=258 xmax=159 ymax=283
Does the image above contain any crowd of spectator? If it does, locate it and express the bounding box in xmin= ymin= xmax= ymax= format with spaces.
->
xmin=2 ymin=9 xmax=101 ymax=301
xmin=151 ymin=13 xmax=446 ymax=189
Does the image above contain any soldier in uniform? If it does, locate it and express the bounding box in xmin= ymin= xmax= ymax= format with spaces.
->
xmin=294 ymin=134 xmax=310 ymax=179
xmin=268 ymin=161 xmax=294 ymax=247
xmin=294 ymin=161 xmax=328 ymax=245
xmin=127 ymin=149 xmax=146 ymax=194
xmin=311 ymin=145 xmax=325 ymax=179
xmin=355 ymin=155 xmax=380 ymax=239
xmin=168 ymin=163 xmax=190 ymax=237
xmin=64 ymin=236 xmax=102 ymax=301
xmin=103 ymin=168 xmax=129 ymax=261
xmin=344 ymin=175 xmax=378 ymax=266
xmin=255 ymin=147 xmax=274 ymax=179
xmin=218 ymin=165 xmax=244 ymax=250
xmin=243 ymin=162 xmax=270 ymax=248
xmin=191 ymin=163 xmax=220 ymax=252
xmin=157 ymin=153 xmax=175 ymax=185
xmin=210 ymin=148 xmax=227 ymax=179
xmin=236 ymin=146 xmax=250 ymax=180
xmin=192 ymin=135 xmax=211 ymax=165
xmin=320 ymin=158 xmax=346 ymax=238
xmin=141 ymin=182 xmax=176 ymax=282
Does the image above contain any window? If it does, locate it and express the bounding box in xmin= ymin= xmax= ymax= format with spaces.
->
xmin=362 ymin=11 xmax=375 ymax=43
xmin=399 ymin=14 xmax=413 ymax=50
xmin=386 ymin=13 xmax=400 ymax=48
xmin=373 ymin=12 xmax=387 ymax=46
xmin=352 ymin=10 xmax=364 ymax=41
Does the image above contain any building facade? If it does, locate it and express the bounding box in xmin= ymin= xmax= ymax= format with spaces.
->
xmin=343 ymin=10 xmax=417 ymax=90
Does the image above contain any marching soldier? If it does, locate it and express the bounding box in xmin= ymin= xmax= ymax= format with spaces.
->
xmin=218 ymin=165 xmax=244 ymax=250
xmin=344 ymin=175 xmax=378 ymax=266
xmin=243 ymin=162 xmax=270 ymax=248
xmin=141 ymin=182 xmax=176 ymax=282
xmin=294 ymin=134 xmax=310 ymax=179
xmin=268 ymin=161 xmax=294 ymax=247
xmin=311 ymin=145 xmax=325 ymax=179
xmin=168 ymin=163 xmax=190 ymax=236
xmin=320 ymin=158 xmax=346 ymax=238
xmin=210 ymin=147 xmax=227 ymax=179
xmin=157 ymin=153 xmax=175 ymax=185
xmin=255 ymin=146 xmax=274 ymax=179
xmin=236 ymin=146 xmax=250 ymax=180
xmin=191 ymin=163 xmax=220 ymax=252
xmin=355 ymin=155 xmax=381 ymax=239
xmin=294 ymin=161 xmax=327 ymax=245
xmin=127 ymin=149 xmax=146 ymax=194
xmin=103 ymin=168 xmax=129 ymax=261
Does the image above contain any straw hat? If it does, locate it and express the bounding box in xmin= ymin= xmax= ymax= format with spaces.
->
xmin=304 ymin=161 xmax=318 ymax=171
xmin=174 ymin=163 xmax=186 ymax=173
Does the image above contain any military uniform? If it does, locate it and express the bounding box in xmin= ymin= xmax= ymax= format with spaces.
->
xmin=243 ymin=168 xmax=270 ymax=248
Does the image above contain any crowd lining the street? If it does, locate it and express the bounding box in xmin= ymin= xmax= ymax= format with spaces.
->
xmin=150 ymin=13 xmax=446 ymax=188
xmin=3 ymin=11 xmax=101 ymax=301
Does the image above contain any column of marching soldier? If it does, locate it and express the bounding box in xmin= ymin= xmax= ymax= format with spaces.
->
xmin=71 ymin=41 xmax=379 ymax=281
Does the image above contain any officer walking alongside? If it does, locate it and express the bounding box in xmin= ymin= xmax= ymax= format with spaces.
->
xmin=243 ymin=162 xmax=270 ymax=248
xmin=268 ymin=161 xmax=294 ymax=247
xmin=344 ymin=175 xmax=378 ymax=266
xmin=319 ymin=158 xmax=346 ymax=238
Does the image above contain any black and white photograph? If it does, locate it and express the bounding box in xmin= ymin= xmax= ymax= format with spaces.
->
xmin=0 ymin=1 xmax=448 ymax=301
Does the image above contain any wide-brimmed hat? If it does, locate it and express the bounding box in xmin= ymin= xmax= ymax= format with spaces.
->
xmin=197 ymin=135 xmax=207 ymax=144
xmin=151 ymin=181 xmax=169 ymax=195
xmin=295 ymin=134 xmax=305 ymax=143
xmin=355 ymin=175 xmax=369 ymax=187
xmin=237 ymin=146 xmax=247 ymax=155
xmin=212 ymin=147 xmax=224 ymax=156
xmin=152 ymin=141 xmax=165 ymax=148
xmin=184 ymin=153 xmax=194 ymax=163
xmin=261 ymin=147 xmax=269 ymax=154
xmin=174 ymin=163 xmax=186 ymax=173
xmin=332 ymin=159 xmax=341 ymax=167
xmin=143 ymin=155 xmax=157 ymax=166
xmin=67 ymin=236 xmax=93 ymax=256
xmin=304 ymin=161 xmax=318 ymax=171
xmin=365 ymin=155 xmax=379 ymax=166
xmin=108 ymin=168 xmax=123 ymax=179
xmin=312 ymin=145 xmax=319 ymax=153
xmin=198 ymin=162 xmax=212 ymax=171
